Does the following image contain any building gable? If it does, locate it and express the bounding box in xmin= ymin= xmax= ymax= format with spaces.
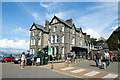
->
xmin=30 ymin=23 xmax=38 ymax=31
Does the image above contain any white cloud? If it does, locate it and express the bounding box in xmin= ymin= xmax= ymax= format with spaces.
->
xmin=84 ymin=29 xmax=100 ymax=39
xmin=31 ymin=12 xmax=41 ymax=21
xmin=14 ymin=27 xmax=29 ymax=35
xmin=75 ymin=2 xmax=117 ymax=39
xmin=0 ymin=38 xmax=29 ymax=54
xmin=40 ymin=2 xmax=56 ymax=8
xmin=112 ymin=25 xmax=118 ymax=30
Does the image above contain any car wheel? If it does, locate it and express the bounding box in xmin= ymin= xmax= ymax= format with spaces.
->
xmin=5 ymin=60 xmax=7 ymax=63
xmin=18 ymin=61 xmax=21 ymax=64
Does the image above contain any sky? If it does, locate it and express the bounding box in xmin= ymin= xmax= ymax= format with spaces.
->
xmin=0 ymin=2 xmax=118 ymax=54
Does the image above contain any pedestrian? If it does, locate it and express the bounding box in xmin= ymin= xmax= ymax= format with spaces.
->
xmin=73 ymin=53 xmax=76 ymax=64
xmin=70 ymin=52 xmax=73 ymax=63
xmin=73 ymin=51 xmax=75 ymax=61
xmin=110 ymin=51 xmax=113 ymax=63
xmin=65 ymin=53 xmax=67 ymax=60
xmin=104 ymin=51 xmax=110 ymax=68
xmin=21 ymin=52 xmax=26 ymax=69
xmin=94 ymin=50 xmax=102 ymax=69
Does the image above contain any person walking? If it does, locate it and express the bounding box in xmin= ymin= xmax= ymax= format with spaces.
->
xmin=110 ymin=51 xmax=113 ymax=63
xmin=94 ymin=50 xmax=102 ymax=69
xmin=65 ymin=53 xmax=67 ymax=60
xmin=72 ymin=51 xmax=76 ymax=63
xmin=104 ymin=51 xmax=110 ymax=68
xmin=21 ymin=52 xmax=26 ymax=69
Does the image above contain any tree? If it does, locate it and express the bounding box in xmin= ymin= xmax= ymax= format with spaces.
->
xmin=90 ymin=38 xmax=97 ymax=45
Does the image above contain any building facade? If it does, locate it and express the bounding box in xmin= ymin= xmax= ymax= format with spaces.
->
xmin=29 ymin=16 xmax=93 ymax=58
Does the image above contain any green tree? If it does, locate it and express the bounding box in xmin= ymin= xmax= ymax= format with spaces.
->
xmin=90 ymin=38 xmax=97 ymax=45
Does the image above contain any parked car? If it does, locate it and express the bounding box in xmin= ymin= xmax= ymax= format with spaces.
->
xmin=33 ymin=53 xmax=44 ymax=65
xmin=1 ymin=56 xmax=15 ymax=62
xmin=0 ymin=57 xmax=5 ymax=62
xmin=13 ymin=55 xmax=33 ymax=65
xmin=13 ymin=56 xmax=21 ymax=64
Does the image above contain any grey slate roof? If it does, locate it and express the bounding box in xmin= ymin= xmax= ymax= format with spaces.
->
xmin=30 ymin=23 xmax=48 ymax=33
xmin=49 ymin=16 xmax=73 ymax=28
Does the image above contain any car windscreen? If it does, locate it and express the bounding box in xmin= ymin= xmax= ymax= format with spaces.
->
xmin=1 ymin=57 xmax=5 ymax=59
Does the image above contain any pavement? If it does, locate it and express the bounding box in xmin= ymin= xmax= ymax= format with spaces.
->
xmin=40 ymin=60 xmax=120 ymax=79
xmin=1 ymin=60 xmax=120 ymax=80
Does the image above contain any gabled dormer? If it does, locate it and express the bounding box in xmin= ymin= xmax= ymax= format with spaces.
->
xmin=30 ymin=23 xmax=37 ymax=31
xmin=49 ymin=16 xmax=60 ymax=25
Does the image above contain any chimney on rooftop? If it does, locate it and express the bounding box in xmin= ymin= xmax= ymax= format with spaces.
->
xmin=45 ymin=20 xmax=49 ymax=31
xmin=66 ymin=19 xmax=73 ymax=25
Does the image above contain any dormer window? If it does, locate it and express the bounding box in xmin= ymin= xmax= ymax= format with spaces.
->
xmin=53 ymin=19 xmax=58 ymax=23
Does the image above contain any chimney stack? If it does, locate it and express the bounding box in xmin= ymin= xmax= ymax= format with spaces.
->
xmin=66 ymin=19 xmax=73 ymax=25
xmin=45 ymin=20 xmax=49 ymax=31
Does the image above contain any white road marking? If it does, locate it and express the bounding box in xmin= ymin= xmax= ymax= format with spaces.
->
xmin=103 ymin=73 xmax=118 ymax=78
xmin=84 ymin=71 xmax=100 ymax=76
xmin=60 ymin=67 xmax=74 ymax=71
xmin=70 ymin=69 xmax=86 ymax=73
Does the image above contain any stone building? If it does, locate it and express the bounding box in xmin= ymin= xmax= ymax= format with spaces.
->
xmin=29 ymin=16 xmax=93 ymax=58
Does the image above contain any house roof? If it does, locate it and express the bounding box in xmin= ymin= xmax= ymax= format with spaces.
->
xmin=49 ymin=16 xmax=85 ymax=34
xmin=49 ymin=16 xmax=73 ymax=28
xmin=30 ymin=23 xmax=48 ymax=33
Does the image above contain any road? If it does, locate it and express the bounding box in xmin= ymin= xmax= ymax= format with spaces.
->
xmin=1 ymin=63 xmax=80 ymax=79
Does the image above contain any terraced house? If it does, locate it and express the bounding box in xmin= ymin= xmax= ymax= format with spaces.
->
xmin=29 ymin=16 xmax=94 ymax=58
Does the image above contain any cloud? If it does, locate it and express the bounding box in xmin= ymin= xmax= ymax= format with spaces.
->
xmin=31 ymin=12 xmax=41 ymax=21
xmin=40 ymin=2 xmax=56 ymax=8
xmin=75 ymin=2 xmax=117 ymax=39
xmin=14 ymin=27 xmax=29 ymax=35
xmin=112 ymin=25 xmax=118 ymax=30
xmin=84 ymin=29 xmax=100 ymax=39
xmin=0 ymin=38 xmax=29 ymax=50
xmin=0 ymin=38 xmax=29 ymax=54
